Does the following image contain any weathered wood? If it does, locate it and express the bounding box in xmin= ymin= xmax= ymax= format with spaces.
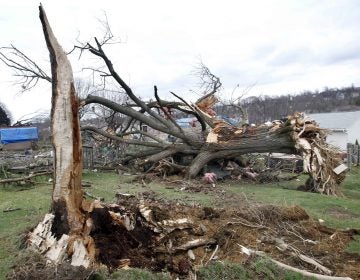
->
xmin=39 ymin=4 xmax=84 ymax=236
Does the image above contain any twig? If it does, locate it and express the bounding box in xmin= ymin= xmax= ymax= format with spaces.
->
xmin=227 ymin=218 xmax=267 ymax=229
xmin=273 ymin=237 xmax=331 ymax=275
xmin=154 ymin=85 xmax=182 ymax=131
xmin=155 ymin=238 xmax=217 ymax=253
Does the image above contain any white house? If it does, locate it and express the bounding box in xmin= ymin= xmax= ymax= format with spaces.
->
xmin=308 ymin=111 xmax=360 ymax=150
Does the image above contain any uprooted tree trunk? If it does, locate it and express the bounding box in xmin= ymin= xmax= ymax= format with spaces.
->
xmin=82 ymin=105 xmax=345 ymax=195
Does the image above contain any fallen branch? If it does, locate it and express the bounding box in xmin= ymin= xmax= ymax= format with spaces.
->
xmin=295 ymin=252 xmax=332 ymax=276
xmin=239 ymin=244 xmax=352 ymax=280
xmin=155 ymin=238 xmax=217 ymax=253
xmin=0 ymin=171 xmax=52 ymax=184
xmin=273 ymin=237 xmax=332 ymax=275
xmin=3 ymin=207 xmax=21 ymax=212
xmin=206 ymin=244 xmax=219 ymax=265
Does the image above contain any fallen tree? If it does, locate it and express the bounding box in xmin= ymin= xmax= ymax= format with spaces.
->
xmin=71 ymin=15 xmax=346 ymax=196
xmin=0 ymin=6 xmax=346 ymax=196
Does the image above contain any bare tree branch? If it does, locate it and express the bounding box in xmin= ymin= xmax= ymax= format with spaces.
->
xmin=0 ymin=45 xmax=51 ymax=91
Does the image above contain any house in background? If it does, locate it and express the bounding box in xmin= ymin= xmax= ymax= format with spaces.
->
xmin=0 ymin=127 xmax=39 ymax=150
xmin=308 ymin=111 xmax=360 ymax=150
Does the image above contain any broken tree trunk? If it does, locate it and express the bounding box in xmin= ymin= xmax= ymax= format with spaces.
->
xmin=28 ymin=5 xmax=95 ymax=267
xmin=40 ymin=3 xmax=84 ymax=236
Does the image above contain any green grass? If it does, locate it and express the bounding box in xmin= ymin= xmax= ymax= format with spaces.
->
xmin=1 ymin=168 xmax=360 ymax=279
xmin=347 ymin=235 xmax=360 ymax=254
xmin=225 ymin=170 xmax=360 ymax=229
xmin=0 ymin=180 xmax=51 ymax=279
xmin=196 ymin=259 xmax=313 ymax=280
xmin=82 ymin=171 xmax=214 ymax=206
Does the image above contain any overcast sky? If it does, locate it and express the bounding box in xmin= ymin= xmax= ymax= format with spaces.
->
xmin=1 ymin=0 xmax=360 ymax=122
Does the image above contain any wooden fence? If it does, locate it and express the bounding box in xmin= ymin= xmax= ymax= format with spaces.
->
xmin=83 ymin=145 xmax=94 ymax=169
xmin=347 ymin=143 xmax=360 ymax=168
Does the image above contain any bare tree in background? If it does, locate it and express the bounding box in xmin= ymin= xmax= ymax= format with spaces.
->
xmin=0 ymin=102 xmax=12 ymax=126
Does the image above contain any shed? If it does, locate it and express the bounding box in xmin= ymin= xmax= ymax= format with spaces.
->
xmin=0 ymin=127 xmax=38 ymax=150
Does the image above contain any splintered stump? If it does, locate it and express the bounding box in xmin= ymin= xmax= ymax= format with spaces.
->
xmin=289 ymin=113 xmax=346 ymax=195
xmin=191 ymin=110 xmax=346 ymax=195
xmin=27 ymin=5 xmax=95 ymax=267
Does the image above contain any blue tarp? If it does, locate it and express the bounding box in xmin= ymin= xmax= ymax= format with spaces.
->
xmin=0 ymin=127 xmax=38 ymax=144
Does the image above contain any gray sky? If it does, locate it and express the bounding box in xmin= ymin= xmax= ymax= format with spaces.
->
xmin=1 ymin=0 xmax=360 ymax=121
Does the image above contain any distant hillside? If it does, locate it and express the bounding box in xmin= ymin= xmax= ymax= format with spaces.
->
xmin=216 ymin=85 xmax=360 ymax=124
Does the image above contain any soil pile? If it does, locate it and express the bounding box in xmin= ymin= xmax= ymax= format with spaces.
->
xmin=10 ymin=192 xmax=360 ymax=279
xmin=88 ymin=193 xmax=360 ymax=278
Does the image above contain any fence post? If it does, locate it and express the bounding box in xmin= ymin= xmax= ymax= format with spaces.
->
xmin=347 ymin=143 xmax=352 ymax=169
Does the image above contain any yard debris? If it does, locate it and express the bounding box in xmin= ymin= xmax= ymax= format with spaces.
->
xmin=265 ymin=237 xmax=333 ymax=275
xmin=239 ymin=244 xmax=353 ymax=280
xmin=0 ymin=170 xmax=52 ymax=185
xmin=202 ymin=172 xmax=217 ymax=186
xmin=333 ymin=164 xmax=348 ymax=175
xmin=27 ymin=193 xmax=360 ymax=279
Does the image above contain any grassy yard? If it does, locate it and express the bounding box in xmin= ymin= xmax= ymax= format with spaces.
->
xmin=0 ymin=167 xmax=359 ymax=279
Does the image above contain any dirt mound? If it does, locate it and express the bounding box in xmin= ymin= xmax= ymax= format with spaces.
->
xmin=84 ymin=193 xmax=359 ymax=279
xmin=12 ymin=191 xmax=360 ymax=279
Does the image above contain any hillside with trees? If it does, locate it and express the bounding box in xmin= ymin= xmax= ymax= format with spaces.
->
xmin=216 ymin=86 xmax=360 ymax=124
